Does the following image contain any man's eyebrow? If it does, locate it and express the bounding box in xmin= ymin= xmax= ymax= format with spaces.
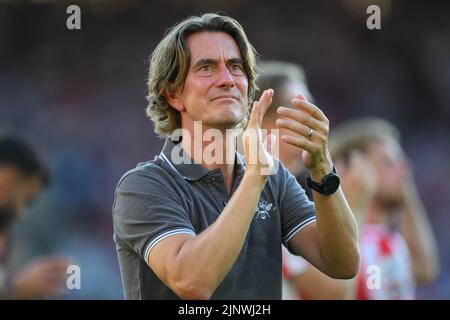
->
xmin=192 ymin=58 xmax=245 ymax=69
xmin=192 ymin=58 xmax=215 ymax=69
xmin=227 ymin=58 xmax=244 ymax=65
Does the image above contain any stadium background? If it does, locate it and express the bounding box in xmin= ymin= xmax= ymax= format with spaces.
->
xmin=0 ymin=0 xmax=449 ymax=299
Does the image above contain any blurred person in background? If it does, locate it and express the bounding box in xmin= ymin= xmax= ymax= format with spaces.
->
xmin=258 ymin=61 xmax=368 ymax=299
xmin=330 ymin=118 xmax=440 ymax=299
xmin=0 ymin=132 xmax=70 ymax=299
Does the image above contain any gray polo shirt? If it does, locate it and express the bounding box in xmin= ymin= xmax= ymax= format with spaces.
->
xmin=112 ymin=138 xmax=316 ymax=300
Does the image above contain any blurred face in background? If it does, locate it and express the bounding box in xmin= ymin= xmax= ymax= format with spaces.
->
xmin=335 ymin=150 xmax=378 ymax=225
xmin=0 ymin=166 xmax=43 ymax=221
xmin=366 ymin=138 xmax=411 ymax=207
xmin=274 ymin=81 xmax=308 ymax=175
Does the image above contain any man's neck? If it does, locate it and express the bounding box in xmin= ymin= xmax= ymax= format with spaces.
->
xmin=180 ymin=124 xmax=237 ymax=195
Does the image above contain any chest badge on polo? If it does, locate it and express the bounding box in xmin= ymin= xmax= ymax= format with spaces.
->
xmin=255 ymin=201 xmax=273 ymax=220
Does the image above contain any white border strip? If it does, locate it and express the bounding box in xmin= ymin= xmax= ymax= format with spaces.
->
xmin=283 ymin=216 xmax=316 ymax=244
xmin=144 ymin=228 xmax=196 ymax=263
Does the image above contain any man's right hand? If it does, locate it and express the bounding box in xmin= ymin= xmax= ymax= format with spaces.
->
xmin=242 ymin=89 xmax=276 ymax=179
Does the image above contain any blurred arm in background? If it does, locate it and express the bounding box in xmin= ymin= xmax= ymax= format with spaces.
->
xmin=395 ymin=159 xmax=440 ymax=284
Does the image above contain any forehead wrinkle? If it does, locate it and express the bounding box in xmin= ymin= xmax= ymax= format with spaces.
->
xmin=188 ymin=32 xmax=242 ymax=67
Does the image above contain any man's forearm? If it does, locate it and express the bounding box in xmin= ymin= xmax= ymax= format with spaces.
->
xmin=173 ymin=173 xmax=266 ymax=296
xmin=314 ymin=188 xmax=359 ymax=278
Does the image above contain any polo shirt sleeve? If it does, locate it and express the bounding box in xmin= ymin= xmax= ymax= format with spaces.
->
xmin=112 ymin=167 xmax=196 ymax=265
xmin=277 ymin=162 xmax=316 ymax=250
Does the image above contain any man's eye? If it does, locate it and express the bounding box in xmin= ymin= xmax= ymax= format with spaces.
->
xmin=232 ymin=64 xmax=243 ymax=71
xmin=200 ymin=65 xmax=211 ymax=71
xmin=231 ymin=64 xmax=244 ymax=74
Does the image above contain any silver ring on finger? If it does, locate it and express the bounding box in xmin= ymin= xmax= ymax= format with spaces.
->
xmin=307 ymin=127 xmax=314 ymax=138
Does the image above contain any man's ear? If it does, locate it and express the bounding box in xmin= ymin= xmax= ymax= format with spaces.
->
xmin=164 ymin=86 xmax=185 ymax=112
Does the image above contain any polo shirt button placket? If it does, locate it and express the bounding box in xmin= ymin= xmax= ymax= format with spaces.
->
xmin=207 ymin=176 xmax=216 ymax=191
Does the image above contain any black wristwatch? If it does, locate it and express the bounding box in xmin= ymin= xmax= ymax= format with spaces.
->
xmin=306 ymin=166 xmax=340 ymax=196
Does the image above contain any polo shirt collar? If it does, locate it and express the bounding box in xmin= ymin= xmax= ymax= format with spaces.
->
xmin=159 ymin=138 xmax=245 ymax=181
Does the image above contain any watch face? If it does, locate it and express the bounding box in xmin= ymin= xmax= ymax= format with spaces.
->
xmin=307 ymin=169 xmax=340 ymax=195
xmin=324 ymin=174 xmax=340 ymax=195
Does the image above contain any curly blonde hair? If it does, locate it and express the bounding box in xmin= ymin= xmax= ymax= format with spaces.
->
xmin=146 ymin=13 xmax=260 ymax=138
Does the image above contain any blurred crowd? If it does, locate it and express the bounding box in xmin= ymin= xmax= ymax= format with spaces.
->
xmin=0 ymin=0 xmax=449 ymax=299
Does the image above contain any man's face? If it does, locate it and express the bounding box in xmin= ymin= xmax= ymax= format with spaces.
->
xmin=366 ymin=138 xmax=410 ymax=205
xmin=0 ymin=167 xmax=43 ymax=220
xmin=174 ymin=32 xmax=249 ymax=130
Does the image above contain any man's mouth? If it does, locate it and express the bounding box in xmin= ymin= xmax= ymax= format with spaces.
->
xmin=211 ymin=94 xmax=239 ymax=101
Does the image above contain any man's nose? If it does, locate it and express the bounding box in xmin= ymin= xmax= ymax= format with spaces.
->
xmin=216 ymin=65 xmax=234 ymax=88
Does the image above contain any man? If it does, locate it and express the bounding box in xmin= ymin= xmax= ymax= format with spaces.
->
xmin=0 ymin=133 xmax=69 ymax=299
xmin=258 ymin=61 xmax=372 ymax=300
xmin=112 ymin=13 xmax=359 ymax=300
xmin=330 ymin=118 xmax=439 ymax=299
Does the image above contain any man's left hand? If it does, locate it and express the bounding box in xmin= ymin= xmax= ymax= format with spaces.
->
xmin=276 ymin=94 xmax=333 ymax=181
